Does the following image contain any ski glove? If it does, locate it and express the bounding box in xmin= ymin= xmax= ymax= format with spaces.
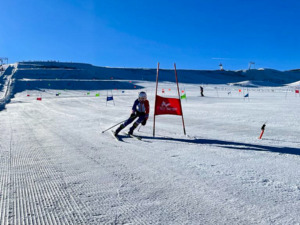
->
xmin=141 ymin=119 xmax=147 ymax=126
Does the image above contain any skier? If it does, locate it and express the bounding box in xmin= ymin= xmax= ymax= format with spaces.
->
xmin=200 ymin=86 xmax=204 ymax=97
xmin=114 ymin=91 xmax=150 ymax=136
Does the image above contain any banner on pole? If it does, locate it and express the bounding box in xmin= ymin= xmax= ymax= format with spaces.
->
xmin=107 ymin=96 xmax=114 ymax=101
xmin=106 ymin=90 xmax=115 ymax=106
xmin=155 ymin=95 xmax=182 ymax=116
xmin=153 ymin=63 xmax=186 ymax=136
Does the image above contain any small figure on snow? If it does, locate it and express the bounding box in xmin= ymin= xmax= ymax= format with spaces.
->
xmin=114 ymin=91 xmax=150 ymax=136
xmin=200 ymin=86 xmax=204 ymax=97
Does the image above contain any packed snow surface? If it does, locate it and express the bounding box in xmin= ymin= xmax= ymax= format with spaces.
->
xmin=0 ymin=62 xmax=299 ymax=224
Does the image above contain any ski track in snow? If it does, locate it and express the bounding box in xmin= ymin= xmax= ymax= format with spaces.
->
xmin=0 ymin=77 xmax=300 ymax=224
xmin=0 ymin=105 xmax=89 ymax=224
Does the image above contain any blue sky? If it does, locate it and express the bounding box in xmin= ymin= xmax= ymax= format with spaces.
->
xmin=1 ymin=0 xmax=300 ymax=70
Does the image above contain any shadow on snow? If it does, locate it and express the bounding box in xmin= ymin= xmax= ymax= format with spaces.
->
xmin=139 ymin=136 xmax=300 ymax=156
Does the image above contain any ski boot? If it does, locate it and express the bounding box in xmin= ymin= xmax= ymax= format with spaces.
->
xmin=115 ymin=124 xmax=125 ymax=136
xmin=128 ymin=122 xmax=138 ymax=135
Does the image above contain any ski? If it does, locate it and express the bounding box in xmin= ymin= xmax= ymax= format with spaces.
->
xmin=111 ymin=130 xmax=121 ymax=142
xmin=126 ymin=133 xmax=142 ymax=140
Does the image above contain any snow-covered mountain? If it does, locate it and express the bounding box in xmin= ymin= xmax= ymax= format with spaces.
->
xmin=11 ymin=61 xmax=300 ymax=84
xmin=1 ymin=61 xmax=300 ymax=110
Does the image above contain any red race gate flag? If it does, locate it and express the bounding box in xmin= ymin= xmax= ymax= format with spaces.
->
xmin=295 ymin=90 xmax=299 ymax=94
xmin=155 ymin=95 xmax=182 ymax=116
xmin=153 ymin=63 xmax=186 ymax=136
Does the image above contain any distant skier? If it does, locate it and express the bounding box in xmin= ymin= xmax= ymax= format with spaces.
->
xmin=114 ymin=91 xmax=150 ymax=136
xmin=200 ymin=86 xmax=204 ymax=97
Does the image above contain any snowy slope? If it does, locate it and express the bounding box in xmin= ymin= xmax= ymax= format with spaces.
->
xmin=0 ymin=61 xmax=299 ymax=224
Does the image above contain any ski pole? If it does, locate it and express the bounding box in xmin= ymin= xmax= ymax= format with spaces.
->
xmin=138 ymin=124 xmax=142 ymax=132
xmin=101 ymin=119 xmax=128 ymax=133
xmin=258 ymin=123 xmax=266 ymax=139
xmin=101 ymin=114 xmax=137 ymax=133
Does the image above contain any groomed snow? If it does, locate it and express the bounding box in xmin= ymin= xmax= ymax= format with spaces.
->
xmin=0 ymin=62 xmax=299 ymax=224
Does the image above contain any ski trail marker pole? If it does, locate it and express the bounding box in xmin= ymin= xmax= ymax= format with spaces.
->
xmin=258 ymin=123 xmax=266 ymax=139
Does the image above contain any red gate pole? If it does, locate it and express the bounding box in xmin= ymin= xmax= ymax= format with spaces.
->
xmin=153 ymin=62 xmax=160 ymax=137
xmin=174 ymin=63 xmax=186 ymax=135
xmin=258 ymin=123 xmax=266 ymax=139
xmin=258 ymin=130 xmax=265 ymax=139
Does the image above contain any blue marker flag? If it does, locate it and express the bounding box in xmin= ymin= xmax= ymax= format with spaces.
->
xmin=244 ymin=93 xmax=249 ymax=97
xmin=107 ymin=96 xmax=114 ymax=101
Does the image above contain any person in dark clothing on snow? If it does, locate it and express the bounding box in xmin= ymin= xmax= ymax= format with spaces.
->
xmin=114 ymin=91 xmax=150 ymax=136
xmin=200 ymin=86 xmax=204 ymax=97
